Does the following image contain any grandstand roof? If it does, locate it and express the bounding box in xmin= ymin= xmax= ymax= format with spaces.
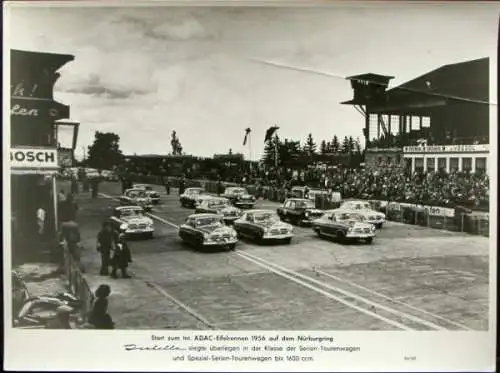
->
xmin=369 ymin=57 xmax=489 ymax=113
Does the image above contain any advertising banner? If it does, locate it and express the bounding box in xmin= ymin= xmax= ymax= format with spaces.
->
xmin=10 ymin=147 xmax=59 ymax=169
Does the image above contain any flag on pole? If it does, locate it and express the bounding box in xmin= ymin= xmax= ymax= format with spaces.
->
xmin=264 ymin=125 xmax=279 ymax=142
xmin=243 ymin=128 xmax=251 ymax=145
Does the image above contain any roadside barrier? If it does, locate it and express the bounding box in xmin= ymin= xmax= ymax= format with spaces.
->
xmin=63 ymin=242 xmax=94 ymax=321
xmin=119 ymin=174 xmax=489 ymax=237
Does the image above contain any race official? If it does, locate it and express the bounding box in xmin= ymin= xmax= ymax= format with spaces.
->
xmin=96 ymin=222 xmax=117 ymax=276
xmin=111 ymin=233 xmax=132 ymax=279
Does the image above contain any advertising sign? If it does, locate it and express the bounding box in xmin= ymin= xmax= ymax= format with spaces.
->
xmin=11 ymin=98 xmax=70 ymax=121
xmin=403 ymin=144 xmax=489 ymax=153
xmin=10 ymin=147 xmax=59 ymax=169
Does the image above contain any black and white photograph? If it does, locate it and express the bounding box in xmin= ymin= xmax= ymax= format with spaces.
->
xmin=3 ymin=1 xmax=497 ymax=371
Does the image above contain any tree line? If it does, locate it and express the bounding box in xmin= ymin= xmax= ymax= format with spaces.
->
xmin=262 ymin=133 xmax=363 ymax=167
xmin=81 ymin=129 xmax=363 ymax=172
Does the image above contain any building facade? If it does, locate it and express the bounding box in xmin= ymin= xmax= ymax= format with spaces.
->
xmin=10 ymin=49 xmax=74 ymax=262
xmin=403 ymin=144 xmax=489 ymax=174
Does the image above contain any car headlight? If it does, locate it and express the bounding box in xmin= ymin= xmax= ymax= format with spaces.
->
xmin=263 ymin=227 xmax=269 ymax=233
xmin=305 ymin=211 xmax=310 ymax=217
xmin=120 ymin=223 xmax=128 ymax=231
xmin=371 ymin=225 xmax=376 ymax=232
xmin=347 ymin=227 xmax=353 ymax=233
xmin=231 ymin=231 xmax=237 ymax=238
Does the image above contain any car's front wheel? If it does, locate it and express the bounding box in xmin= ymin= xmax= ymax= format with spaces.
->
xmin=336 ymin=231 xmax=345 ymax=243
xmin=365 ymin=237 xmax=373 ymax=244
xmin=146 ymin=232 xmax=154 ymax=239
xmin=283 ymin=238 xmax=292 ymax=245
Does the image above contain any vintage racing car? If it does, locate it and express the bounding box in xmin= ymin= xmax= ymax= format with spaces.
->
xmin=195 ymin=197 xmax=242 ymax=224
xmin=222 ymin=187 xmax=256 ymax=209
xmin=110 ymin=205 xmax=154 ymax=239
xmin=178 ymin=213 xmax=238 ymax=251
xmin=336 ymin=200 xmax=386 ymax=228
xmin=276 ymin=198 xmax=324 ymax=226
xmin=180 ymin=187 xmax=206 ymax=208
xmin=133 ymin=184 xmax=160 ymax=204
xmin=233 ymin=209 xmax=293 ymax=244
xmin=312 ymin=210 xmax=376 ymax=244
xmin=119 ymin=188 xmax=153 ymax=211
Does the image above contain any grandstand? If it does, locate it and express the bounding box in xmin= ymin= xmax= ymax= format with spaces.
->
xmin=342 ymin=57 xmax=490 ymax=174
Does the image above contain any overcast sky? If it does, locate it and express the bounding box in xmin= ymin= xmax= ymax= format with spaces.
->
xmin=6 ymin=2 xmax=499 ymax=159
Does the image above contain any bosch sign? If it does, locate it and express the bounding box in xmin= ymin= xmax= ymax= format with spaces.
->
xmin=10 ymin=148 xmax=59 ymax=169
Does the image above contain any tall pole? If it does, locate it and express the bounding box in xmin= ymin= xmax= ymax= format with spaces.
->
xmin=274 ymin=141 xmax=278 ymax=170
xmin=248 ymin=131 xmax=252 ymax=172
xmin=52 ymin=175 xmax=58 ymax=234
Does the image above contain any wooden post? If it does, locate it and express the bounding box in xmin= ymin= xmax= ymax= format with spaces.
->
xmin=52 ymin=176 xmax=58 ymax=234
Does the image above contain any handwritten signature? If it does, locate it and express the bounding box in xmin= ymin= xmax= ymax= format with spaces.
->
xmin=124 ymin=344 xmax=187 ymax=352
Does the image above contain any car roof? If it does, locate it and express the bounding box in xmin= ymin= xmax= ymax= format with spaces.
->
xmin=115 ymin=206 xmax=143 ymax=211
xmin=186 ymin=187 xmax=204 ymax=191
xmin=226 ymin=186 xmax=245 ymax=190
xmin=343 ymin=200 xmax=369 ymax=204
xmin=286 ymin=198 xmax=311 ymax=202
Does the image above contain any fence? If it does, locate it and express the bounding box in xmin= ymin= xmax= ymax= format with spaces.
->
xmin=121 ymin=174 xmax=490 ymax=237
xmin=63 ymin=242 xmax=94 ymax=322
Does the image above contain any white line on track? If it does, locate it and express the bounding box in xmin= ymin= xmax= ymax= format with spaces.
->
xmin=144 ymin=280 xmax=216 ymax=330
xmin=236 ymin=252 xmax=412 ymax=330
xmin=313 ymin=269 xmax=472 ymax=330
xmin=237 ymin=251 xmax=446 ymax=331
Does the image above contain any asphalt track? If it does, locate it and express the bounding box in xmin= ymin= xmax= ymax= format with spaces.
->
xmin=77 ymin=182 xmax=489 ymax=330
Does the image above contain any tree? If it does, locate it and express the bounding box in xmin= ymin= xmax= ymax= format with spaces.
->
xmin=262 ymin=134 xmax=281 ymax=167
xmin=170 ymin=130 xmax=183 ymax=155
xmin=331 ymin=135 xmax=340 ymax=154
xmin=340 ymin=136 xmax=350 ymax=154
xmin=86 ymin=131 xmax=124 ymax=170
xmin=347 ymin=136 xmax=355 ymax=154
xmin=302 ymin=133 xmax=317 ymax=156
xmin=320 ymin=140 xmax=328 ymax=155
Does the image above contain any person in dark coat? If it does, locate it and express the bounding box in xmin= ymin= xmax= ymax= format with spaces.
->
xmin=90 ymin=178 xmax=99 ymax=198
xmin=163 ymin=177 xmax=170 ymax=195
xmin=88 ymin=284 xmax=114 ymax=329
xmin=60 ymin=193 xmax=78 ymax=223
xmin=111 ymin=233 xmax=132 ymax=279
xmin=179 ymin=178 xmax=185 ymax=196
xmin=96 ymin=222 xmax=117 ymax=276
xmin=70 ymin=177 xmax=79 ymax=195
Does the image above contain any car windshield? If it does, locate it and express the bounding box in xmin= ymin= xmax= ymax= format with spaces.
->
xmin=230 ymin=188 xmax=246 ymax=194
xmin=195 ymin=217 xmax=223 ymax=227
xmin=208 ymin=200 xmax=229 ymax=208
xmin=129 ymin=191 xmax=146 ymax=198
xmin=120 ymin=209 xmax=143 ymax=217
xmin=296 ymin=200 xmax=315 ymax=208
xmin=253 ymin=212 xmax=280 ymax=223
xmin=345 ymin=202 xmax=370 ymax=210
xmin=337 ymin=213 xmax=364 ymax=222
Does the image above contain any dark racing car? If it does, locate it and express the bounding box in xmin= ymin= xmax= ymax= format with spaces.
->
xmin=276 ymin=198 xmax=324 ymax=226
xmin=178 ymin=213 xmax=238 ymax=251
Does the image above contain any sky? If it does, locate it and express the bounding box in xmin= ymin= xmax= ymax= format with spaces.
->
xmin=6 ymin=2 xmax=499 ymax=160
